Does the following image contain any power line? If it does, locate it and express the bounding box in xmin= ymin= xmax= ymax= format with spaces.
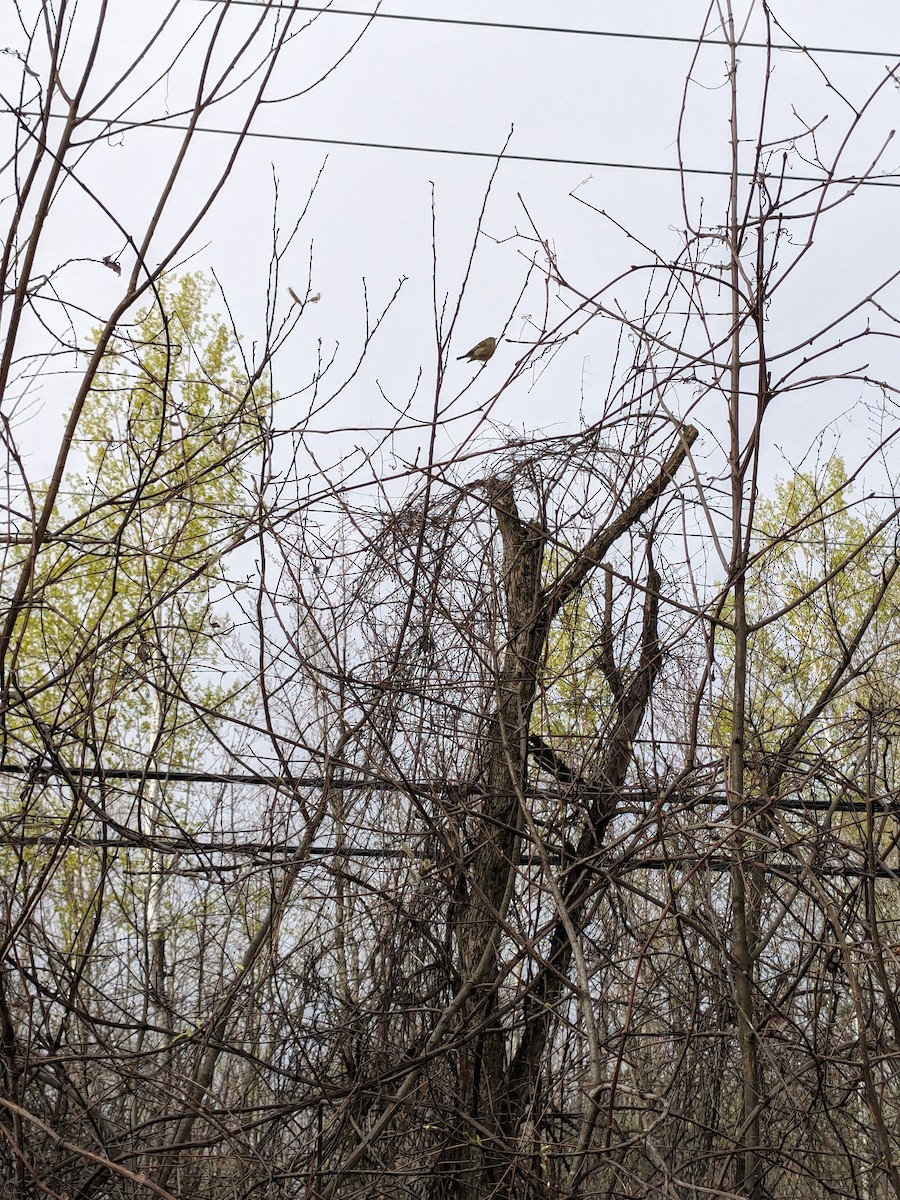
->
xmin=0 ymin=763 xmax=893 ymax=813
xmin=51 ymin=112 xmax=900 ymax=189
xmin=0 ymin=831 xmax=893 ymax=880
xmin=186 ymin=1 xmax=900 ymax=61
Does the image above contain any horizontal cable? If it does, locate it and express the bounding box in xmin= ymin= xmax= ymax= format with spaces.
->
xmin=0 ymin=831 xmax=891 ymax=879
xmin=187 ymin=1 xmax=900 ymax=61
xmin=27 ymin=110 xmax=900 ymax=188
xmin=0 ymin=763 xmax=891 ymax=812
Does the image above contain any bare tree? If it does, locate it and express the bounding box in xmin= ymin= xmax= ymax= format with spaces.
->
xmin=3 ymin=4 xmax=900 ymax=1200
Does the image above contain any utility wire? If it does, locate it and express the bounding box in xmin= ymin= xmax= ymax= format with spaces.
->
xmin=186 ymin=0 xmax=900 ymax=61
xmin=45 ymin=112 xmax=900 ymax=189
xmin=0 ymin=764 xmax=890 ymax=812
xmin=0 ymin=831 xmax=891 ymax=878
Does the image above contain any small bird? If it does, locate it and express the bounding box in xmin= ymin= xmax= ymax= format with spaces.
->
xmin=457 ymin=336 xmax=497 ymax=363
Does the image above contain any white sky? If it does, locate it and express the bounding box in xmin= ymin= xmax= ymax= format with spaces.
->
xmin=5 ymin=0 xmax=900 ymax=517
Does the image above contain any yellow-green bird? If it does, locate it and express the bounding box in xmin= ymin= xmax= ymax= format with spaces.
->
xmin=457 ymin=336 xmax=497 ymax=363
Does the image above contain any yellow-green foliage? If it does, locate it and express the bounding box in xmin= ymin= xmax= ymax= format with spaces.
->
xmin=1 ymin=273 xmax=267 ymax=969
xmin=534 ymin=548 xmax=612 ymax=767
xmin=712 ymin=457 xmax=898 ymax=757
xmin=540 ymin=589 xmax=610 ymax=746
xmin=13 ymin=272 xmax=265 ymax=761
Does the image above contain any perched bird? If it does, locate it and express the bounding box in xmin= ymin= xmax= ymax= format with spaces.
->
xmin=457 ymin=336 xmax=497 ymax=363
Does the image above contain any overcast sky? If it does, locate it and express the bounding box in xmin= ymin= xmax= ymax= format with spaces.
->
xmin=5 ymin=1 xmax=900 ymax=515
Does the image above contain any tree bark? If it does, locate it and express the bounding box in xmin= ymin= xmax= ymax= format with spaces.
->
xmin=444 ymin=428 xmax=697 ymax=1200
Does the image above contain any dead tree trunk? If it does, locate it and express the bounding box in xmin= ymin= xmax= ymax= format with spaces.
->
xmin=443 ymin=426 xmax=698 ymax=1200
